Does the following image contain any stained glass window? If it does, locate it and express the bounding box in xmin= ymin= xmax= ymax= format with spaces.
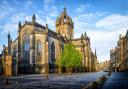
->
xmin=37 ymin=40 xmax=42 ymax=60
xmin=23 ymin=33 xmax=30 ymax=60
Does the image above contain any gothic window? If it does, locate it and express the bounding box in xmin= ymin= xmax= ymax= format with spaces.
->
xmin=37 ymin=40 xmax=42 ymax=60
xmin=23 ymin=33 xmax=30 ymax=60
xmin=51 ymin=42 xmax=55 ymax=63
xmin=24 ymin=41 xmax=29 ymax=51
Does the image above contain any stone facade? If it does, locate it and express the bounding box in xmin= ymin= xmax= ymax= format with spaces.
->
xmin=110 ymin=34 xmax=127 ymax=72
xmin=99 ymin=60 xmax=110 ymax=71
xmin=1 ymin=8 xmax=98 ymax=75
xmin=117 ymin=35 xmax=125 ymax=71
xmin=2 ymin=47 xmax=12 ymax=76
xmin=110 ymin=47 xmax=119 ymax=72
xmin=124 ymin=30 xmax=128 ymax=70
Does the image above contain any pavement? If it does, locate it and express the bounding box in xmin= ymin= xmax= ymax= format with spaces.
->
xmin=0 ymin=72 xmax=107 ymax=89
xmin=101 ymin=72 xmax=128 ymax=89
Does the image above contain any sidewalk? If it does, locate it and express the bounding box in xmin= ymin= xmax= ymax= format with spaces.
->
xmin=101 ymin=72 xmax=128 ymax=89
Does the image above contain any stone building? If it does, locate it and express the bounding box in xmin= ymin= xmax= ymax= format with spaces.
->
xmin=99 ymin=60 xmax=110 ymax=71
xmin=1 ymin=8 xmax=97 ymax=74
xmin=110 ymin=47 xmax=118 ymax=72
xmin=124 ymin=30 xmax=128 ymax=70
xmin=110 ymin=34 xmax=126 ymax=72
xmin=117 ymin=35 xmax=125 ymax=71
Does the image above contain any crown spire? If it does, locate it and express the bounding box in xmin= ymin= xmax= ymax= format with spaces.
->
xmin=8 ymin=31 xmax=10 ymax=39
xmin=32 ymin=14 xmax=36 ymax=23
xmin=63 ymin=5 xmax=67 ymax=15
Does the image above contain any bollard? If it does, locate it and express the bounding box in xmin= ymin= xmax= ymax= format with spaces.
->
xmin=97 ymin=77 xmax=102 ymax=85
xmin=46 ymin=74 xmax=48 ymax=79
xmin=108 ymin=72 xmax=111 ymax=76
xmin=22 ymin=74 xmax=24 ymax=78
xmin=91 ymin=81 xmax=98 ymax=89
xmin=16 ymin=81 xmax=18 ymax=85
xmin=5 ymin=78 xmax=8 ymax=84
xmin=102 ymin=76 xmax=106 ymax=81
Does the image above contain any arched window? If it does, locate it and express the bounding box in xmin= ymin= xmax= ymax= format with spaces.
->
xmin=51 ymin=42 xmax=55 ymax=63
xmin=37 ymin=40 xmax=42 ymax=60
xmin=24 ymin=40 xmax=29 ymax=51
xmin=23 ymin=33 xmax=30 ymax=60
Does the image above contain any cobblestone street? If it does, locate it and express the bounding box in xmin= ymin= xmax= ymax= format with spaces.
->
xmin=0 ymin=72 xmax=107 ymax=89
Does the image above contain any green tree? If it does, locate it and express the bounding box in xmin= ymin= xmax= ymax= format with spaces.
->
xmin=57 ymin=43 xmax=82 ymax=74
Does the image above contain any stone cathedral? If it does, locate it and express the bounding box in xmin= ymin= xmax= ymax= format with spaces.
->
xmin=1 ymin=8 xmax=98 ymax=75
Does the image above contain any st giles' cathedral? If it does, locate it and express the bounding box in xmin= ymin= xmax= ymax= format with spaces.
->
xmin=1 ymin=8 xmax=98 ymax=75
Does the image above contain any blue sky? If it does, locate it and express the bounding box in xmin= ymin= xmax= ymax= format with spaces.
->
xmin=0 ymin=0 xmax=128 ymax=62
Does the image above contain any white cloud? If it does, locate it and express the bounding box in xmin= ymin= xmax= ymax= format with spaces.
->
xmin=11 ymin=13 xmax=27 ymax=23
xmin=0 ymin=11 xmax=51 ymax=40
xmin=36 ymin=14 xmax=45 ymax=25
xmin=13 ymin=0 xmax=20 ymax=5
xmin=24 ymin=0 xmax=34 ymax=10
xmin=44 ymin=0 xmax=55 ymax=11
xmin=2 ymin=23 xmax=17 ymax=33
xmin=43 ymin=0 xmax=58 ymax=19
xmin=96 ymin=14 xmax=128 ymax=30
xmin=46 ymin=16 xmax=55 ymax=30
xmin=0 ymin=1 xmax=16 ymax=19
xmin=88 ymin=30 xmax=126 ymax=62
xmin=27 ymin=0 xmax=33 ymax=5
xmin=76 ymin=3 xmax=90 ymax=13
xmin=42 ymin=0 xmax=58 ymax=30
xmin=73 ymin=13 xmax=128 ymax=62
xmin=49 ymin=6 xmax=58 ymax=17
xmin=94 ymin=14 xmax=128 ymax=61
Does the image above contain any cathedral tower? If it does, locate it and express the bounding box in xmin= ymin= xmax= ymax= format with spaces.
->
xmin=56 ymin=7 xmax=74 ymax=39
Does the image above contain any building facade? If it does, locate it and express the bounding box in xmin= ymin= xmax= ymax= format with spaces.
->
xmin=117 ymin=35 xmax=125 ymax=71
xmin=1 ymin=8 xmax=98 ymax=75
xmin=2 ymin=46 xmax=13 ymax=76
xmin=124 ymin=30 xmax=128 ymax=70
xmin=110 ymin=47 xmax=118 ymax=72
xmin=110 ymin=33 xmax=127 ymax=72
